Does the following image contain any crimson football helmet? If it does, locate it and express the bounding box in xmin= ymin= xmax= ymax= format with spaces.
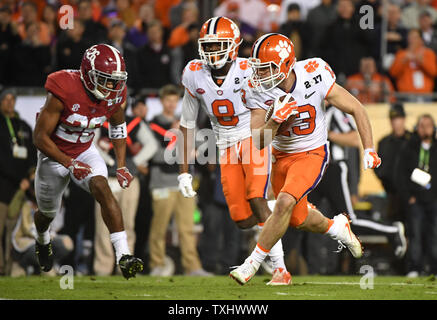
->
xmin=80 ymin=44 xmax=128 ymax=100
xmin=198 ymin=16 xmax=242 ymax=69
xmin=249 ymin=33 xmax=296 ymax=92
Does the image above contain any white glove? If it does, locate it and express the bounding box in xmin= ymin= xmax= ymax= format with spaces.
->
xmin=178 ymin=173 xmax=197 ymax=198
xmin=363 ymin=148 xmax=381 ymax=170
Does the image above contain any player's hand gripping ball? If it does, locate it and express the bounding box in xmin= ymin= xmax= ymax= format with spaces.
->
xmin=265 ymin=94 xmax=298 ymax=135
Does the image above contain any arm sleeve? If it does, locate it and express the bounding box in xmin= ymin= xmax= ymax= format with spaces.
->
xmin=180 ymin=89 xmax=199 ymax=129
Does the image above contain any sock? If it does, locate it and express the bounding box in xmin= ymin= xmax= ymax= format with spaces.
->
xmin=36 ymin=229 xmax=50 ymax=245
xmin=325 ymin=218 xmax=338 ymax=238
xmin=249 ymin=243 xmax=269 ymax=265
xmin=269 ymin=240 xmax=287 ymax=270
xmin=110 ymin=231 xmax=130 ymax=264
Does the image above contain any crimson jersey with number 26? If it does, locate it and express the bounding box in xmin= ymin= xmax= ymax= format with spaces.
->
xmin=44 ymin=69 xmax=126 ymax=158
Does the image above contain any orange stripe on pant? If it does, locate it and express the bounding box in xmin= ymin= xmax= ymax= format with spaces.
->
xmin=271 ymin=144 xmax=329 ymax=227
xmin=220 ymin=137 xmax=270 ymax=223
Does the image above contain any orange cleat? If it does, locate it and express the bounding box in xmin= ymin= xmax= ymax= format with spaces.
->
xmin=266 ymin=268 xmax=292 ymax=286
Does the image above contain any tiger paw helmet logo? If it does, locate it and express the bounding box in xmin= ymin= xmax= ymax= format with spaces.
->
xmin=275 ymin=40 xmax=292 ymax=60
xmin=304 ymin=60 xmax=319 ymax=73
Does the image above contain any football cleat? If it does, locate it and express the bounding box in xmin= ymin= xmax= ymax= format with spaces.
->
xmin=331 ymin=213 xmax=363 ymax=259
xmin=266 ymin=268 xmax=292 ymax=286
xmin=392 ymin=221 xmax=407 ymax=258
xmin=260 ymin=256 xmax=274 ymax=275
xmin=229 ymin=258 xmax=260 ymax=285
xmin=35 ymin=241 xmax=54 ymax=272
xmin=119 ymin=255 xmax=144 ymax=279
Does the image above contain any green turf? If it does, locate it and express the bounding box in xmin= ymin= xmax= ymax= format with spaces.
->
xmin=0 ymin=275 xmax=436 ymax=300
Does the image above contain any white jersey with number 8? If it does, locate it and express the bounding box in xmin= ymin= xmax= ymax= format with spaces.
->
xmin=180 ymin=58 xmax=253 ymax=149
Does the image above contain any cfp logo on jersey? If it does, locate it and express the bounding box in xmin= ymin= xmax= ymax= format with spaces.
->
xmin=217 ymin=90 xmax=223 ymax=96
xmin=72 ymin=104 xmax=80 ymax=112
xmin=107 ymin=96 xmax=123 ymax=106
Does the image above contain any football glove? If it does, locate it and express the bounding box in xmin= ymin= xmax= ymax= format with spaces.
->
xmin=116 ymin=167 xmax=134 ymax=188
xmin=271 ymin=93 xmax=298 ymax=124
xmin=178 ymin=173 xmax=196 ymax=198
xmin=67 ymin=159 xmax=92 ymax=180
xmin=363 ymin=148 xmax=381 ymax=170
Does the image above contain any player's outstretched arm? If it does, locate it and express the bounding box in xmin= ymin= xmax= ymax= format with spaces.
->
xmin=178 ymin=125 xmax=193 ymax=174
xmin=328 ymin=130 xmax=360 ymax=148
xmin=325 ymin=83 xmax=381 ymax=169
xmin=177 ymin=89 xmax=198 ymax=198
xmin=109 ymin=104 xmax=133 ymax=188
xmin=33 ymin=93 xmax=74 ymax=168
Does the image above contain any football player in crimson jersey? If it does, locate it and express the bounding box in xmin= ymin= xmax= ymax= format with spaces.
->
xmin=33 ymin=44 xmax=143 ymax=279
xmin=178 ymin=17 xmax=291 ymax=285
xmin=230 ymin=33 xmax=382 ymax=285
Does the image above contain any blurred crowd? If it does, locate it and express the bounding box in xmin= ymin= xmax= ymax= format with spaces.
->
xmin=0 ymin=0 xmax=437 ymax=278
xmin=3 ymin=0 xmax=437 ymax=101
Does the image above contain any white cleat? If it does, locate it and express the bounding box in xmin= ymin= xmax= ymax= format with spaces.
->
xmin=393 ymin=221 xmax=407 ymax=259
xmin=266 ymin=268 xmax=292 ymax=286
xmin=229 ymin=258 xmax=260 ymax=285
xmin=331 ymin=213 xmax=363 ymax=259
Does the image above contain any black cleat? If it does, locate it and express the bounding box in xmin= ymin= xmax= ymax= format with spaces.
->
xmin=119 ymin=255 xmax=144 ymax=279
xmin=35 ymin=241 xmax=54 ymax=272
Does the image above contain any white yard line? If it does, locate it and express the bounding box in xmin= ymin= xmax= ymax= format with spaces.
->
xmin=275 ymin=292 xmax=329 ymax=297
xmin=425 ymin=291 xmax=437 ymax=295
xmin=302 ymin=281 xmax=435 ymax=287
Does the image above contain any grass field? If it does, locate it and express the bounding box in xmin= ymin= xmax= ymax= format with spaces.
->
xmin=0 ymin=275 xmax=436 ymax=300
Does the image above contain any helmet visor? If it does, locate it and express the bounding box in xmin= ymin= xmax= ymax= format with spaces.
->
xmin=248 ymin=58 xmax=284 ymax=92
xmin=89 ymin=69 xmax=127 ymax=99
xmin=198 ymin=38 xmax=235 ymax=69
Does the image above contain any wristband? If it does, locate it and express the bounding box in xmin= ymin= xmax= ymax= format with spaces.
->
xmin=109 ymin=122 xmax=127 ymax=139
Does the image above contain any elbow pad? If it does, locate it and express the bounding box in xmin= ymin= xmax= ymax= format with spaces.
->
xmin=109 ymin=122 xmax=127 ymax=139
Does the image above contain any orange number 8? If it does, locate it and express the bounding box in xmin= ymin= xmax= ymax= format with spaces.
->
xmin=211 ymin=99 xmax=239 ymax=126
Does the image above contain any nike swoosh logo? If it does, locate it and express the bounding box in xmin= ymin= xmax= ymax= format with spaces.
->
xmin=277 ymin=108 xmax=289 ymax=117
xmin=345 ymin=223 xmax=352 ymax=240
xmin=305 ymin=91 xmax=316 ymax=99
xmin=233 ymin=88 xmax=241 ymax=93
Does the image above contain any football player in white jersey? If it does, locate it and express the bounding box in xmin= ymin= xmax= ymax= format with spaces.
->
xmin=230 ymin=33 xmax=382 ymax=285
xmin=178 ymin=17 xmax=291 ymax=285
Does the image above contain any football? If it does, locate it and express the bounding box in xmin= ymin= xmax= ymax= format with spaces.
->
xmin=265 ymin=95 xmax=296 ymax=135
